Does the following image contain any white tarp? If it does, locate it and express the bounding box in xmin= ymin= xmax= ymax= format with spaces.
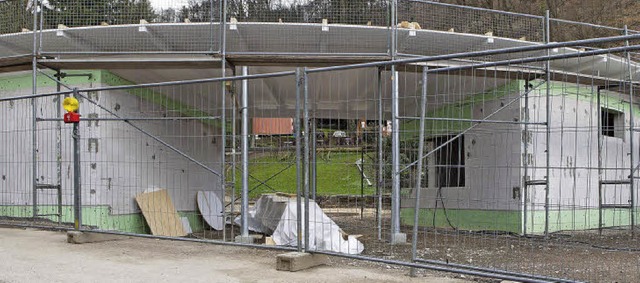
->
xmin=238 ymin=194 xmax=364 ymax=254
xmin=272 ymin=199 xmax=364 ymax=255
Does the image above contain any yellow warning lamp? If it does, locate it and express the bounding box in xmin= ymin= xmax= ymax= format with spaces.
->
xmin=63 ymin=97 xmax=81 ymax=123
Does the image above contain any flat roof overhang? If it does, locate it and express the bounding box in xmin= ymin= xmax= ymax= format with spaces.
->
xmin=0 ymin=22 xmax=635 ymax=83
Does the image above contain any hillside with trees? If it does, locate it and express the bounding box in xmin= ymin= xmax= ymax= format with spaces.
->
xmin=436 ymin=0 xmax=640 ymax=42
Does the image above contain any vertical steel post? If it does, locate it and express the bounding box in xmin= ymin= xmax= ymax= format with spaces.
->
xmin=390 ymin=65 xmax=405 ymax=244
xmin=390 ymin=0 xmax=397 ymax=58
xmin=31 ymin=0 xmax=38 ymax=220
xmin=38 ymin=0 xmax=43 ymax=54
xmin=295 ymin=68 xmax=303 ymax=252
xmin=209 ymin=0 xmax=215 ymax=52
xmin=624 ymin=26 xmax=636 ymax=232
xmin=220 ymin=0 xmax=227 ymax=54
xmin=219 ymin=0 xmax=228 ymax=240
xmin=410 ymin=67 xmax=428 ymax=277
xmin=523 ymin=80 xmax=530 ymax=235
xmin=220 ymin=70 xmax=227 ymax=241
xmin=311 ymin=118 xmax=317 ymax=201
xmin=544 ymin=10 xmax=551 ymax=237
xmin=31 ymin=0 xmax=38 ymax=54
xmin=597 ymin=87 xmax=603 ymax=232
xmin=240 ymin=66 xmax=249 ymax=238
xmin=231 ymin=68 xmax=237 ymax=237
xmin=303 ymin=68 xmax=311 ymax=251
xmin=72 ymin=88 xmax=82 ymax=230
xmin=56 ymin=71 xmax=63 ymax=224
xmin=377 ymin=67 xmax=384 ymax=241
xmin=361 ymin=142 xmax=365 ymax=219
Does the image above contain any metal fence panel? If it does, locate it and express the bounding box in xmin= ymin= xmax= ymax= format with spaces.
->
xmin=2 ymin=1 xmax=640 ymax=282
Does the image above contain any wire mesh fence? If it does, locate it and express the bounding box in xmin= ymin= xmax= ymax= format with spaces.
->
xmin=549 ymin=18 xmax=627 ymax=49
xmin=0 ymin=0 xmax=32 ymax=35
xmin=226 ymin=0 xmax=389 ymax=25
xmin=398 ymin=0 xmax=545 ymax=42
xmin=38 ymin=0 xmax=221 ymax=54
xmin=403 ymin=56 xmax=640 ymax=282
xmin=73 ymin=78 xmax=225 ymax=235
xmin=4 ymin=1 xmax=640 ymax=282
xmin=4 ymin=0 xmax=640 ymax=56
xmin=0 ymin=0 xmax=34 ymax=59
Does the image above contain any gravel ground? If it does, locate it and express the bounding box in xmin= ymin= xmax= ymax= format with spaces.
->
xmin=328 ymin=211 xmax=640 ymax=283
xmin=192 ymin=206 xmax=640 ymax=282
xmin=0 ymin=227 xmax=467 ymax=283
xmin=5 ymin=206 xmax=638 ymax=282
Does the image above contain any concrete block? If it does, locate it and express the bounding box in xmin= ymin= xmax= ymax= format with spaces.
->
xmin=67 ymin=231 xmax=128 ymax=244
xmin=265 ymin=236 xmax=276 ymax=245
xmin=234 ymin=235 xmax=255 ymax=244
xmin=389 ymin=232 xmax=407 ymax=245
xmin=276 ymin=252 xmax=328 ymax=272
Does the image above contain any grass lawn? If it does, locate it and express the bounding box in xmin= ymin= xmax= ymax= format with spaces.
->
xmin=231 ymin=151 xmax=378 ymax=199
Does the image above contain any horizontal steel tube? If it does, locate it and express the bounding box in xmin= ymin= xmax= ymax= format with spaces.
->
xmin=526 ymin=180 xmax=548 ymax=186
xmin=36 ymin=117 xmax=220 ymax=122
xmin=81 ymin=229 xmax=297 ymax=252
xmin=0 ymin=90 xmax=74 ymax=102
xmin=73 ymin=70 xmax=297 ymax=94
xmin=0 ymin=223 xmax=296 ymax=252
xmin=600 ymin=180 xmax=632 ymax=185
xmin=0 ymin=54 xmax=32 ymax=60
xmin=550 ymin=18 xmax=629 ymax=32
xmin=397 ymin=116 xmax=547 ymax=125
xmin=227 ymin=52 xmax=390 ymax=57
xmin=601 ymin=204 xmax=633 ymax=209
xmin=41 ymin=51 xmax=221 ymax=55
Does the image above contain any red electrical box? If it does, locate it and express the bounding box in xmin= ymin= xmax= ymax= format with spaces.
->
xmin=64 ymin=112 xmax=81 ymax=123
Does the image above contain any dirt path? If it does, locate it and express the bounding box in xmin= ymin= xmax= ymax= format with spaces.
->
xmin=0 ymin=228 xmax=466 ymax=283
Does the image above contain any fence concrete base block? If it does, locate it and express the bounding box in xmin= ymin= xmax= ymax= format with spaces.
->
xmin=276 ymin=252 xmax=328 ymax=272
xmin=389 ymin=232 xmax=407 ymax=245
xmin=67 ymin=231 xmax=128 ymax=244
xmin=234 ymin=235 xmax=255 ymax=244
